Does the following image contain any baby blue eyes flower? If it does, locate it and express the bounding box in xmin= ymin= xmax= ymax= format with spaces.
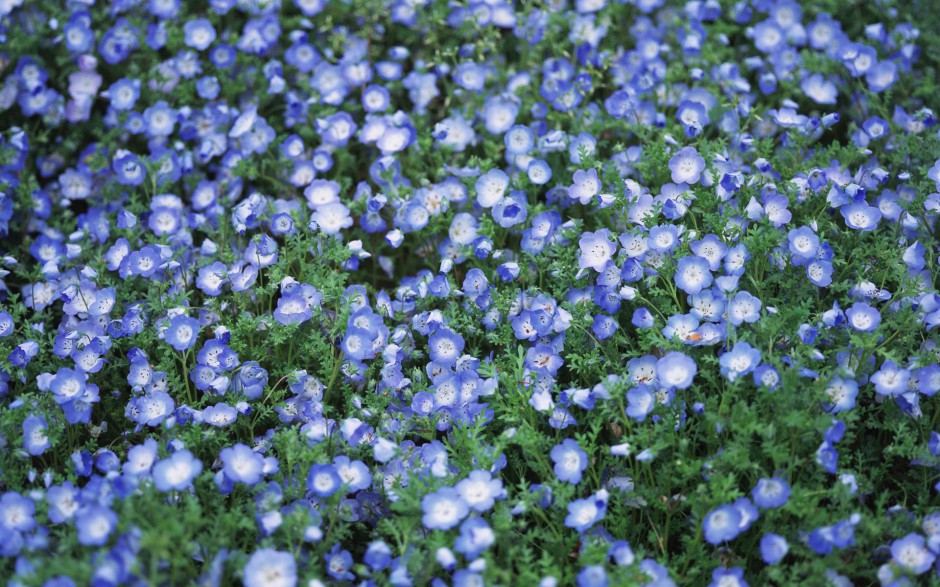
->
xmin=751 ymin=477 xmax=791 ymax=509
xmin=307 ymin=464 xmax=342 ymax=498
xmin=760 ymin=534 xmax=789 ymax=565
xmin=844 ymin=302 xmax=881 ymax=332
xmin=22 ymin=415 xmax=50 ymax=456
xmin=703 ymin=504 xmax=742 ymax=545
xmin=551 ymin=439 xmax=589 ymax=484
xmin=243 ymin=549 xmax=297 ymax=587
xmin=719 ymin=341 xmax=762 ymax=383
xmin=656 ymin=352 xmax=697 ymax=390
xmin=220 ymin=443 xmax=264 ymax=485
xmin=569 ymin=168 xmax=601 ymax=205
xmin=456 ymin=470 xmax=503 ymax=512
xmin=153 ymin=449 xmax=203 ymax=492
xmin=871 ymin=360 xmax=910 ymax=397
xmin=454 ymin=517 xmax=495 ymax=559
xmin=890 ymin=533 xmax=936 ymax=575
xmin=164 ymin=315 xmax=200 ymax=351
xmin=183 ymin=18 xmax=216 ymax=51
xmin=674 ymin=255 xmax=713 ymax=295
xmin=475 ymin=168 xmax=509 ymax=208
xmin=578 ymin=229 xmax=616 ymax=273
xmin=421 ymin=487 xmax=469 ymax=530
xmin=75 ymin=506 xmax=118 ymax=546
xmin=564 ymin=489 xmax=608 ymax=533
xmin=669 ymin=146 xmax=706 ymax=185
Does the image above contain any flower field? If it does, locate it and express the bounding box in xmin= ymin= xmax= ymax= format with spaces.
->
xmin=1 ymin=0 xmax=940 ymax=585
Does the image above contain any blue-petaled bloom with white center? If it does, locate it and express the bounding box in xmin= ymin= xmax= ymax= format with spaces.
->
xmin=656 ymin=352 xmax=697 ymax=390
xmin=578 ymin=229 xmax=616 ymax=273
xmin=428 ymin=328 xmax=465 ymax=367
xmin=22 ymin=415 xmax=50 ymax=456
xmin=75 ymin=505 xmax=117 ymax=546
xmin=153 ymin=449 xmax=202 ymax=492
xmin=221 ymin=443 xmax=264 ymax=485
xmin=626 ymin=385 xmax=655 ymax=422
xmin=456 ymin=470 xmax=503 ymax=512
xmin=675 ymin=255 xmax=713 ymax=295
xmin=421 ymin=487 xmax=469 ymax=530
xmin=0 ymin=492 xmax=35 ymax=533
xmin=475 ymin=168 xmax=509 ymax=208
xmin=891 ymin=533 xmax=935 ymax=575
xmin=709 ymin=567 xmax=747 ymax=587
xmin=243 ymin=549 xmax=297 ymax=587
xmin=564 ymin=489 xmax=608 ymax=533
xmin=703 ymin=504 xmax=742 ymax=545
xmin=454 ymin=517 xmax=495 ymax=559
xmin=760 ymin=533 xmax=789 ymax=565
xmin=669 ymin=146 xmax=706 ymax=184
xmin=325 ymin=543 xmax=355 ymax=581
xmin=569 ymin=168 xmax=601 ymax=205
xmin=307 ymin=464 xmax=342 ymax=498
xmin=870 ymin=360 xmax=910 ymax=396
xmin=273 ymin=294 xmax=312 ymax=326
xmin=787 ymin=226 xmax=819 ymax=263
xmin=824 ymin=377 xmax=859 ymax=413
xmin=183 ymin=18 xmax=216 ymax=51
xmin=844 ymin=302 xmax=880 ymax=332
xmin=728 ymin=291 xmax=762 ymax=326
xmin=751 ymin=477 xmax=791 ymax=509
xmin=719 ymin=341 xmax=762 ymax=383
xmin=551 ymin=438 xmax=589 ymax=484
xmin=165 ymin=315 xmax=200 ymax=351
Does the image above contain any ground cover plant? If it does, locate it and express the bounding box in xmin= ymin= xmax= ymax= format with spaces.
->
xmin=0 ymin=0 xmax=940 ymax=585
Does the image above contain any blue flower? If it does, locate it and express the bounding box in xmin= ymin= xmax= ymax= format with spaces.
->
xmin=22 ymin=415 xmax=50 ymax=456
xmin=152 ymin=449 xmax=202 ymax=492
xmin=220 ymin=443 xmax=264 ymax=485
xmin=760 ymin=533 xmax=789 ymax=565
xmin=243 ymin=549 xmax=297 ymax=587
xmin=165 ymin=315 xmax=200 ymax=352
xmin=674 ymin=255 xmax=713 ymax=295
xmin=625 ymin=385 xmax=655 ymax=422
xmin=551 ymin=439 xmax=589 ymax=484
xmin=75 ymin=505 xmax=117 ymax=546
xmin=709 ymin=567 xmax=747 ymax=587
xmin=307 ymin=464 xmax=342 ymax=498
xmin=183 ymin=18 xmax=216 ymax=51
xmin=719 ymin=341 xmax=762 ymax=383
xmin=454 ymin=517 xmax=495 ymax=559
xmin=564 ymin=489 xmax=608 ymax=533
xmin=703 ymin=504 xmax=742 ymax=545
xmin=669 ymin=146 xmax=705 ymax=184
xmin=656 ymin=352 xmax=697 ymax=390
xmin=456 ymin=470 xmax=503 ymax=512
xmin=324 ymin=543 xmax=355 ymax=581
xmin=421 ymin=487 xmax=469 ymax=530
xmin=751 ymin=477 xmax=791 ymax=509
xmin=890 ymin=533 xmax=935 ymax=575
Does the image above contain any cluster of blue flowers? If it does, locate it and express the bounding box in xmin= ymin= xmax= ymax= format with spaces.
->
xmin=0 ymin=0 xmax=939 ymax=585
